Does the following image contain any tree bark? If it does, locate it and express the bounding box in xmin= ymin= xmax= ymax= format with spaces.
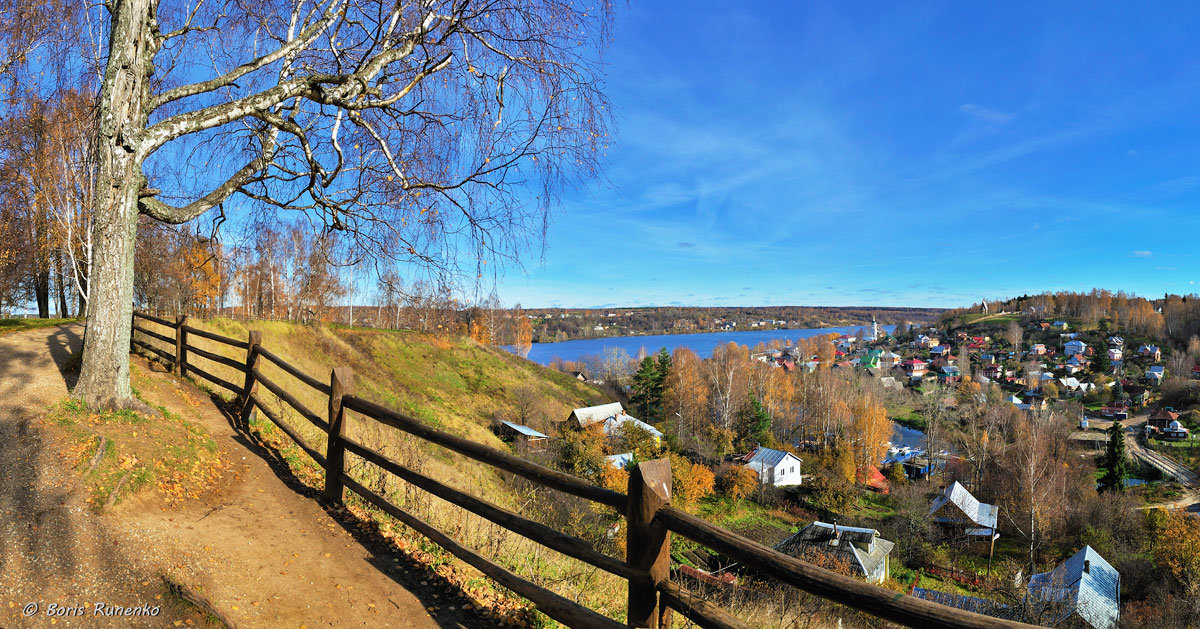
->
xmin=73 ymin=0 xmax=157 ymax=408
xmin=33 ymin=266 xmax=50 ymax=318
xmin=55 ymin=251 xmax=70 ymax=317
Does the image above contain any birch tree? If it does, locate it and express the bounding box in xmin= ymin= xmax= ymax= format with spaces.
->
xmin=9 ymin=0 xmax=613 ymax=408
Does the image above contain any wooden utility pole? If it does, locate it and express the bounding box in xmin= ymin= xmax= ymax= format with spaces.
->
xmin=626 ymin=458 xmax=672 ymax=628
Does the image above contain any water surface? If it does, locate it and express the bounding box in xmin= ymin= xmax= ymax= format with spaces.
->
xmin=509 ymin=324 xmax=894 ymax=365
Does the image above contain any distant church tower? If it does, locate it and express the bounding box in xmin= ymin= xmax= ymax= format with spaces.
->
xmin=872 ymin=315 xmax=879 ymax=340
xmin=981 ymin=299 xmax=989 ymax=314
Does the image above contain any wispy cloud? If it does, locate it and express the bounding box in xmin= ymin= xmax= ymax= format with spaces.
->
xmin=1133 ymin=250 xmax=1153 ymax=257
xmin=958 ymin=104 xmax=1014 ymax=124
xmin=677 ymin=242 xmax=696 ymax=248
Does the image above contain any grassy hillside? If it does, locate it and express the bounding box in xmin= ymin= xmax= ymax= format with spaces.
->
xmin=133 ymin=317 xmax=621 ymax=622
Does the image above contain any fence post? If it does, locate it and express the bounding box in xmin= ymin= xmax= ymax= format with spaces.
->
xmin=175 ymin=315 xmax=188 ymax=377
xmin=627 ymin=458 xmax=672 ymax=629
xmin=238 ymin=330 xmax=262 ymax=428
xmin=324 ymin=367 xmax=353 ymax=505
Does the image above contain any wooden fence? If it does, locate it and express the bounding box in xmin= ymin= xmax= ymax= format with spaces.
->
xmin=129 ymin=311 xmax=1036 ymax=629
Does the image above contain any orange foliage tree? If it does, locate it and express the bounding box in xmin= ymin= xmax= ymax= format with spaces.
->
xmin=716 ymin=464 xmax=758 ymax=502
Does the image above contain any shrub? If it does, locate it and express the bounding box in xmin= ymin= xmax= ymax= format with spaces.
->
xmin=670 ymin=452 xmax=715 ymax=506
xmin=716 ymin=464 xmax=758 ymax=502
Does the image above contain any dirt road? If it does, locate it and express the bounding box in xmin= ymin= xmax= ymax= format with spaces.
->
xmin=0 ymin=324 xmax=483 ymax=628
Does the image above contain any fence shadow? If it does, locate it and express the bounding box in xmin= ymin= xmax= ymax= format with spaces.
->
xmin=187 ymin=381 xmax=502 ymax=629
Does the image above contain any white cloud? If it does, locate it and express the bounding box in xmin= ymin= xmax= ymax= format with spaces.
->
xmin=1132 ymin=250 xmax=1153 ymax=257
xmin=958 ymin=103 xmax=1014 ymax=124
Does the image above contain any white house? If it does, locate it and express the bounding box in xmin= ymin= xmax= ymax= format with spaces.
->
xmin=743 ymin=446 xmax=803 ymax=487
xmin=1108 ymin=348 xmax=1122 ymax=361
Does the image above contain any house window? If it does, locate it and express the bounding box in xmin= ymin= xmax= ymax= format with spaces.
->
xmin=791 ymin=466 xmax=796 ymax=473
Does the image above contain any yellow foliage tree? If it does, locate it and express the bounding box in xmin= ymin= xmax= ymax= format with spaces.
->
xmin=514 ymin=316 xmax=533 ymax=358
xmin=182 ymin=241 xmax=221 ymax=310
xmin=1153 ymin=508 xmax=1200 ymax=592
xmin=849 ymin=395 xmax=891 ymax=475
xmin=717 ymin=464 xmax=758 ymax=502
xmin=669 ymin=452 xmax=716 ymax=507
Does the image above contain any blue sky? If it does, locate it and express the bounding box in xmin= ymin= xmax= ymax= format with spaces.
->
xmin=495 ymin=1 xmax=1200 ymax=308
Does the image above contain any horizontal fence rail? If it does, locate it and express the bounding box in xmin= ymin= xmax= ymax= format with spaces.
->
xmin=127 ymin=311 xmax=1036 ymax=629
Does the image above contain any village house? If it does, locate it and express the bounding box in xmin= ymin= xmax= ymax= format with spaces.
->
xmin=1026 ymin=546 xmax=1119 ymax=629
xmin=1107 ymin=348 xmax=1122 ymax=362
xmin=1064 ymin=339 xmax=1087 ymax=356
xmin=915 ymin=335 xmax=940 ymax=349
xmin=938 ymin=365 xmax=961 ymax=384
xmin=1136 ymin=344 xmax=1162 ymax=361
xmin=900 ymin=358 xmax=928 ymax=380
xmin=567 ymin=403 xmax=664 ymax=445
xmin=1107 ymin=336 xmax=1124 ymax=348
xmin=1193 ymin=363 xmax=1200 ymax=379
xmin=880 ymin=351 xmax=902 ymax=369
xmin=929 ymin=481 xmax=999 ymax=540
xmin=743 ymin=446 xmax=803 ymax=487
xmin=929 ymin=345 xmax=951 ymax=357
xmin=775 ymin=522 xmax=894 ymax=584
xmin=1030 ymin=343 xmax=1046 ymax=356
xmin=1052 ymin=321 xmax=1069 ymax=330
xmin=1145 ymin=365 xmax=1165 ymax=385
xmin=1148 ymin=408 xmax=1180 ymax=431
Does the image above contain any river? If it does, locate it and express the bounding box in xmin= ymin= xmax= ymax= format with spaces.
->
xmin=507 ymin=324 xmax=894 ymax=366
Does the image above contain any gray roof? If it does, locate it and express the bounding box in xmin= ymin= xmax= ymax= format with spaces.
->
xmin=929 ymin=481 xmax=998 ymax=529
xmin=499 ymin=421 xmax=548 ymax=439
xmin=775 ymin=522 xmax=893 ymax=580
xmin=1027 ymin=546 xmax=1119 ymax=629
xmin=602 ymin=413 xmax=663 ymax=439
xmin=570 ymin=402 xmax=625 ymax=428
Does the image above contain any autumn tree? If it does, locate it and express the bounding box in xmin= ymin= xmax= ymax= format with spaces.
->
xmin=716 ymin=464 xmax=758 ymax=503
xmin=664 ymin=347 xmax=709 ymax=452
xmin=11 ymin=0 xmax=616 ymax=408
xmin=1152 ymin=508 xmax=1200 ymax=594
xmin=669 ymin=453 xmax=715 ymax=507
xmin=848 ymin=395 xmax=890 ymax=475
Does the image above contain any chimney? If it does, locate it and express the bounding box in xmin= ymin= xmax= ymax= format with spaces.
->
xmin=1084 ymin=560 xmax=1090 ymax=574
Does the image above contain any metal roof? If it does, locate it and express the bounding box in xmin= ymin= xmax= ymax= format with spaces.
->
xmin=499 ymin=421 xmax=548 ymax=439
xmin=910 ymin=588 xmax=1009 ymax=617
xmin=570 ymin=402 xmax=625 ymax=428
xmin=929 ymin=481 xmax=998 ymax=529
xmin=744 ymin=446 xmax=800 ymax=470
xmin=1027 ymin=546 xmax=1119 ymax=629
xmin=602 ymin=413 xmax=663 ymax=439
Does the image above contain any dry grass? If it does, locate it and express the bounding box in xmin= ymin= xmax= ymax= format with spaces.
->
xmin=132 ymin=317 xmax=627 ymax=623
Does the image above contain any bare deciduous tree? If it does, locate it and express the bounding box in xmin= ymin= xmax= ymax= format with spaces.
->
xmin=7 ymin=0 xmax=614 ymax=407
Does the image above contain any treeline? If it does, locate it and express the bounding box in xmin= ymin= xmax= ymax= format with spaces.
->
xmin=529 ymin=306 xmax=941 ymax=342
xmin=0 ymin=90 xmax=95 ymax=317
xmin=554 ymin=335 xmax=892 ymax=474
xmin=951 ymin=289 xmax=1200 ymax=346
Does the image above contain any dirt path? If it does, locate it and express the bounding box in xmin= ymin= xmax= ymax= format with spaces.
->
xmin=0 ymin=324 xmax=485 ymax=628
xmin=0 ymin=323 xmax=185 ymax=627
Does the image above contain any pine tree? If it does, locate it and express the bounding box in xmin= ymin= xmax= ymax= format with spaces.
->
xmin=1099 ymin=421 xmax=1129 ymax=492
xmin=630 ymin=348 xmax=671 ymax=423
